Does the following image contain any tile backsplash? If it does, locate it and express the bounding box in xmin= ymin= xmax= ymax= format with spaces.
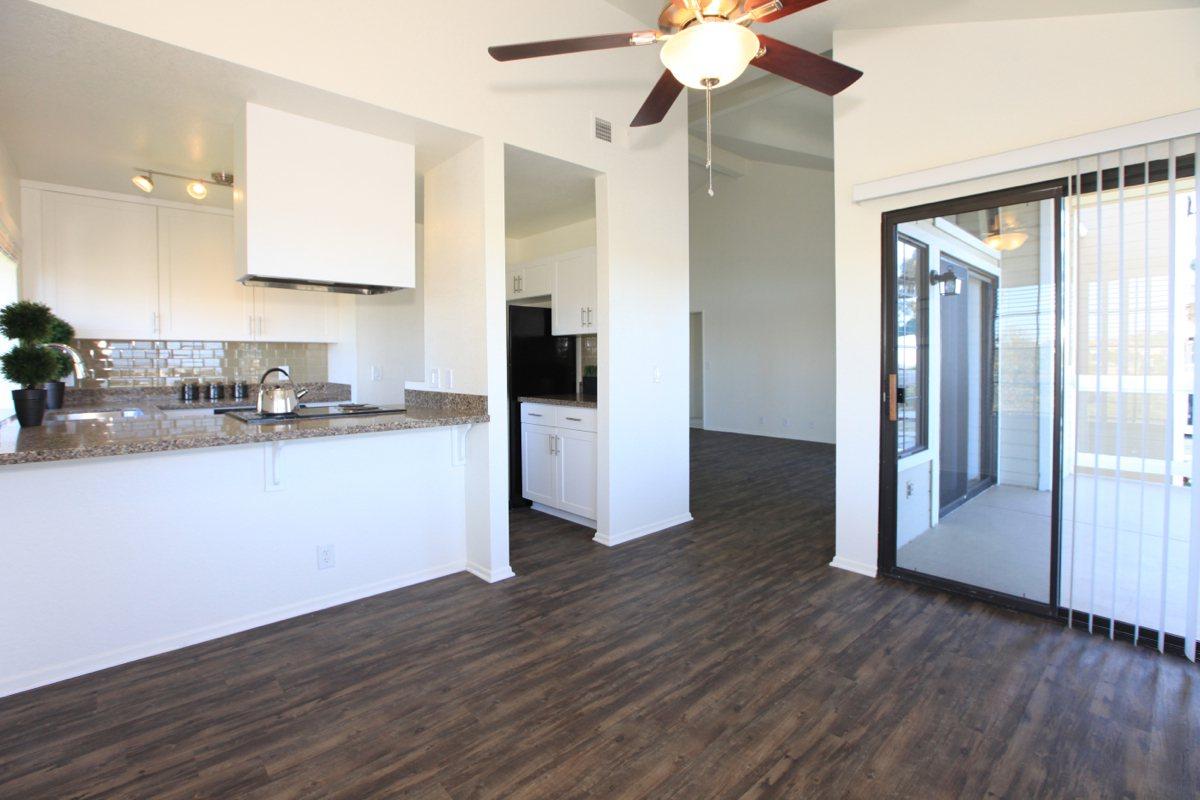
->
xmin=72 ymin=339 xmax=329 ymax=388
xmin=580 ymin=334 xmax=597 ymax=372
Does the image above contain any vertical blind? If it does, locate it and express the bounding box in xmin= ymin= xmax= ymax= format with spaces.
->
xmin=1061 ymin=134 xmax=1200 ymax=659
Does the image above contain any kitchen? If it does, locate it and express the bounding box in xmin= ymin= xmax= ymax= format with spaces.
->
xmin=504 ymin=145 xmax=601 ymax=531
xmin=0 ymin=7 xmax=513 ymax=696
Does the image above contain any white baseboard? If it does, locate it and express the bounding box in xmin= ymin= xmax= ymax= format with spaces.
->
xmin=466 ymin=561 xmax=517 ymax=583
xmin=594 ymin=512 xmax=694 ymax=547
xmin=530 ymin=502 xmax=596 ymax=529
xmin=700 ymin=423 xmax=834 ymax=445
xmin=829 ymin=555 xmax=878 ymax=578
xmin=0 ymin=560 xmax=466 ymax=699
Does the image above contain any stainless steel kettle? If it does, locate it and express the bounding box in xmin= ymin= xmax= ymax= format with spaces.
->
xmin=256 ymin=367 xmax=309 ymax=415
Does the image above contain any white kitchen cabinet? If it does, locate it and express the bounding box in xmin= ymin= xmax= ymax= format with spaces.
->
xmin=30 ymin=189 xmax=159 ymax=339
xmin=521 ymin=423 xmax=559 ymax=507
xmin=551 ymin=248 xmax=597 ymax=335
xmin=22 ymin=185 xmax=340 ymax=344
xmin=251 ymin=286 xmax=338 ymax=343
xmin=556 ymin=428 xmax=597 ymax=518
xmin=158 ymin=208 xmax=249 ymax=340
xmin=506 ymin=260 xmax=553 ymax=301
xmin=520 ymin=402 xmax=597 ymax=523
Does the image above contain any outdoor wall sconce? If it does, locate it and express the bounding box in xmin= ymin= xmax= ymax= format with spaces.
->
xmin=930 ymin=269 xmax=962 ymax=297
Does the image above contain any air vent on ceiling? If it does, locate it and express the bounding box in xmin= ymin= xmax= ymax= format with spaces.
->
xmin=593 ymin=115 xmax=613 ymax=143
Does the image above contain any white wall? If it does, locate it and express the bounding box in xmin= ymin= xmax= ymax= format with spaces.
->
xmin=354 ymin=224 xmax=425 ymax=405
xmin=34 ymin=0 xmax=693 ymax=546
xmin=507 ymin=218 xmax=596 ymax=264
xmin=831 ymin=8 xmax=1200 ymax=577
xmin=691 ymin=160 xmax=835 ymax=443
xmin=0 ymin=429 xmax=470 ymax=697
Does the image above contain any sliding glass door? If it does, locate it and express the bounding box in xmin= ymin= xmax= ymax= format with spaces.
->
xmin=880 ymin=136 xmax=1200 ymax=660
xmin=880 ymin=182 xmax=1063 ymax=611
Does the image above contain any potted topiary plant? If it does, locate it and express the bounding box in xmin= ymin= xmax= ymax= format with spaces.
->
xmin=42 ymin=315 xmax=76 ymax=410
xmin=2 ymin=343 xmax=60 ymax=426
xmin=0 ymin=300 xmax=57 ymax=427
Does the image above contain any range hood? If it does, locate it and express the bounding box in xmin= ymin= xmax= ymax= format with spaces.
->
xmin=235 ymin=103 xmax=416 ymax=294
xmin=238 ymin=275 xmax=401 ymax=295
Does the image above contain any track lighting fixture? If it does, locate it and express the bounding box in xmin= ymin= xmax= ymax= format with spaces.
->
xmin=130 ymin=169 xmax=234 ymax=200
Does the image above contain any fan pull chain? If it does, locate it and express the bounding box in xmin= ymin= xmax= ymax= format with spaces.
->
xmin=703 ymin=78 xmax=716 ymax=197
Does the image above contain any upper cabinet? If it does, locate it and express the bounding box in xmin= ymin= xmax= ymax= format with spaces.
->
xmin=158 ymin=207 xmax=247 ymax=341
xmin=25 ymin=189 xmax=159 ymax=339
xmin=551 ymin=247 xmax=598 ymax=336
xmin=21 ymin=185 xmax=339 ymax=343
xmin=506 ymin=260 xmax=552 ymax=301
xmin=236 ymin=103 xmax=416 ymax=291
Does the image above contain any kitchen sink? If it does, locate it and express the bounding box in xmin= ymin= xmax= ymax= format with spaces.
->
xmin=47 ymin=408 xmax=146 ymax=422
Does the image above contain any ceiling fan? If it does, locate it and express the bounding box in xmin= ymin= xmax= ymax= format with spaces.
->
xmin=488 ymin=1 xmax=863 ymax=195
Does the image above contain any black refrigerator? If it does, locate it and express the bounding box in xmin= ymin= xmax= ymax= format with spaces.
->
xmin=508 ymin=306 xmax=576 ymax=507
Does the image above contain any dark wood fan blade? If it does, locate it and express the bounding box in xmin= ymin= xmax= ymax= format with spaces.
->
xmin=630 ymin=70 xmax=685 ymax=127
xmin=488 ymin=32 xmax=654 ymax=62
xmin=752 ymin=36 xmax=862 ymax=95
xmin=744 ymin=0 xmax=831 ymax=24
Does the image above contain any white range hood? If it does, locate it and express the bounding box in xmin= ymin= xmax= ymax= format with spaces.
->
xmin=235 ymin=103 xmax=416 ymax=294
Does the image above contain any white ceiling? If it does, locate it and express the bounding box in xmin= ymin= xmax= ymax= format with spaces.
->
xmin=608 ymin=0 xmax=1199 ymax=51
xmin=606 ymin=0 xmax=1199 ymax=177
xmin=504 ymin=145 xmax=598 ymax=239
xmin=0 ymin=0 xmax=475 ymax=208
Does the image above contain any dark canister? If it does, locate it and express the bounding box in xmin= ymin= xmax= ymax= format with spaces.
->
xmin=180 ymin=381 xmax=199 ymax=402
xmin=207 ymin=382 xmax=225 ymax=401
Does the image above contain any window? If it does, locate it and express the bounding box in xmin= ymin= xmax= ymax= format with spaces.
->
xmin=0 ymin=249 xmax=17 ymax=416
xmin=896 ymin=235 xmax=929 ymax=455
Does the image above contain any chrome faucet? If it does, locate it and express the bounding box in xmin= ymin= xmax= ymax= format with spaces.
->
xmin=41 ymin=343 xmax=86 ymax=379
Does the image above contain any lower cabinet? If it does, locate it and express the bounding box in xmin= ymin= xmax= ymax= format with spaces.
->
xmin=520 ymin=402 xmax=597 ymax=523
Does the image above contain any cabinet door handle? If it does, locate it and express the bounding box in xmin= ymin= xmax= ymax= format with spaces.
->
xmin=248 ymin=314 xmax=254 ymax=337
xmin=548 ymin=435 xmax=554 ymax=455
xmin=566 ymin=416 xmax=581 ymax=422
xmin=580 ymin=307 xmax=585 ymax=326
xmin=258 ymin=316 xmax=265 ymax=337
xmin=586 ymin=307 xmax=593 ymax=325
xmin=528 ymin=412 xmax=542 ymax=417
xmin=518 ymin=275 xmax=523 ymax=292
xmin=555 ymin=435 xmax=561 ymax=455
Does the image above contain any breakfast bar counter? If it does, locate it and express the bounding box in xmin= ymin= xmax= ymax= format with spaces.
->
xmin=0 ymin=389 xmax=488 ymax=466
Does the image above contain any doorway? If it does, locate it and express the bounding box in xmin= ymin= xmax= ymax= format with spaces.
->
xmin=880 ymin=182 xmax=1064 ymax=611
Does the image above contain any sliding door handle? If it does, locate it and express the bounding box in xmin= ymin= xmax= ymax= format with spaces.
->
xmin=887 ymin=374 xmax=898 ymax=422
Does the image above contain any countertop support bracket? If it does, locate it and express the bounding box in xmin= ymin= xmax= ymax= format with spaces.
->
xmin=451 ymin=424 xmax=472 ymax=467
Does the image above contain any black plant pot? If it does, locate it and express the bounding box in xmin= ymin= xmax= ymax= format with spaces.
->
xmin=43 ymin=380 xmax=65 ymax=410
xmin=12 ymin=388 xmax=47 ymax=427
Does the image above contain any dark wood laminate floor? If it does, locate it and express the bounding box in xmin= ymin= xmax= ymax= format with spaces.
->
xmin=2 ymin=429 xmax=1198 ymax=799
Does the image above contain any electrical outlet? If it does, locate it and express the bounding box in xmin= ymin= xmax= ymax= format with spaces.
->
xmin=442 ymin=367 xmax=454 ymax=389
xmin=783 ymin=418 xmax=791 ymax=428
xmin=371 ymin=365 xmax=382 ymax=381
xmin=429 ymin=368 xmax=440 ymax=388
xmin=653 ymin=366 xmax=662 ymax=383
xmin=758 ymin=416 xmax=765 ymax=425
xmin=317 ymin=544 xmax=335 ymax=570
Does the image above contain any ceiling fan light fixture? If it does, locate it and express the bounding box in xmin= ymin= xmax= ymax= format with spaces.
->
xmin=659 ymin=19 xmax=759 ymax=90
xmin=131 ymin=173 xmax=154 ymax=193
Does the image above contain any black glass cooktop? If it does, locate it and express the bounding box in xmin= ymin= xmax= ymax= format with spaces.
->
xmin=227 ymin=404 xmax=405 ymax=425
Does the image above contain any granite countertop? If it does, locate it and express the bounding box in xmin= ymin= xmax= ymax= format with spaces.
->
xmin=0 ymin=389 xmax=488 ymax=466
xmin=518 ymin=394 xmax=598 ymax=409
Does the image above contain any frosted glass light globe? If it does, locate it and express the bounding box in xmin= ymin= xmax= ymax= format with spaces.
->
xmin=660 ymin=20 xmax=760 ymax=90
